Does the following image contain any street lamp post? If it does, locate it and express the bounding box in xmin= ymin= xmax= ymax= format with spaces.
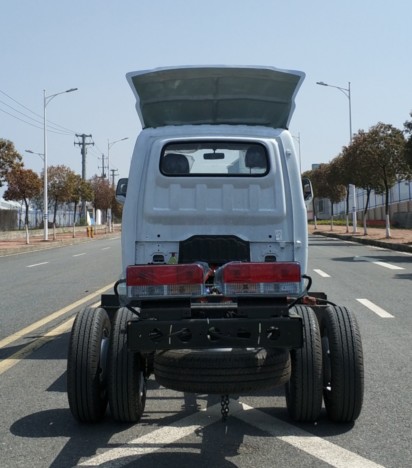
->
xmin=25 ymin=150 xmax=44 ymax=233
xmin=106 ymin=137 xmax=128 ymax=232
xmin=107 ymin=137 xmax=128 ymax=180
xmin=316 ymin=80 xmax=357 ymax=232
xmin=43 ymin=87 xmax=77 ymax=241
xmin=25 ymin=149 xmax=44 ymax=161
xmin=292 ymin=133 xmax=302 ymax=173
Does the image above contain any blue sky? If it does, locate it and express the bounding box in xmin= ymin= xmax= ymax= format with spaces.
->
xmin=1 ymin=0 xmax=411 ymax=188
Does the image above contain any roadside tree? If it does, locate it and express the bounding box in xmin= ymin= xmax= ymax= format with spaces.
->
xmin=340 ymin=131 xmax=385 ymax=234
xmin=46 ymin=165 xmax=76 ymax=227
xmin=307 ymin=163 xmax=346 ymax=230
xmin=67 ymin=173 xmax=93 ymax=225
xmin=0 ymin=139 xmax=23 ymax=187
xmin=403 ymin=111 xmax=412 ymax=171
xmin=90 ymin=175 xmax=115 ymax=222
xmin=3 ymin=168 xmax=42 ymax=242
xmin=364 ymin=122 xmax=407 ymax=238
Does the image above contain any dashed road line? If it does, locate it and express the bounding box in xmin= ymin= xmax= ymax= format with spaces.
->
xmin=0 ymin=301 xmax=101 ymax=375
xmin=356 ymin=298 xmax=394 ymax=318
xmin=237 ymin=402 xmax=384 ymax=468
xmin=313 ymin=269 xmax=330 ymax=278
xmin=0 ymin=285 xmax=112 ymax=350
xmin=101 ymin=247 xmax=111 ymax=251
xmin=73 ymin=253 xmax=86 ymax=257
xmin=353 ymin=256 xmax=404 ymax=270
xmin=26 ymin=261 xmax=49 ymax=268
xmin=80 ymin=399 xmax=384 ymax=468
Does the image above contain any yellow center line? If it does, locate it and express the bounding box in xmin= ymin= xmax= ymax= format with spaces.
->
xmin=0 ymin=300 xmax=102 ymax=375
xmin=0 ymin=283 xmax=113 ymax=350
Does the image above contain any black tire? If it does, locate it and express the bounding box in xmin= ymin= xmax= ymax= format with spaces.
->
xmin=154 ymin=347 xmax=291 ymax=394
xmin=285 ymin=305 xmax=323 ymax=422
xmin=67 ymin=306 xmax=111 ymax=422
xmin=321 ymin=305 xmax=364 ymax=423
xmin=108 ymin=307 xmax=147 ymax=423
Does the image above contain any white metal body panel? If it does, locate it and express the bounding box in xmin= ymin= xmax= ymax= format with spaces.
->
xmin=121 ymin=124 xmax=308 ymax=275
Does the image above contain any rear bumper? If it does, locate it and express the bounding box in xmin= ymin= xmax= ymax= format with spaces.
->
xmin=127 ymin=316 xmax=303 ymax=352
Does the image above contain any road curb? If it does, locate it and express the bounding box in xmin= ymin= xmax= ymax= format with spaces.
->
xmin=313 ymin=231 xmax=412 ymax=253
xmin=0 ymin=235 xmax=119 ymax=257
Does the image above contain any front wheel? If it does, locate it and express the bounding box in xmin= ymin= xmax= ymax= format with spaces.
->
xmin=321 ymin=305 xmax=364 ymax=423
xmin=67 ymin=307 xmax=111 ymax=422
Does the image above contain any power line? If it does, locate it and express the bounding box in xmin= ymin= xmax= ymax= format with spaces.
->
xmin=0 ymin=88 xmax=78 ymax=135
xmin=0 ymin=98 xmax=72 ymax=135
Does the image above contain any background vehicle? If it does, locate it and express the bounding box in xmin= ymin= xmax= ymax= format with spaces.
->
xmin=67 ymin=66 xmax=364 ymax=424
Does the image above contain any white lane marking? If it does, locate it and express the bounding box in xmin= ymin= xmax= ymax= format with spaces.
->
xmin=80 ymin=402 xmax=223 ymax=466
xmin=0 ymin=317 xmax=74 ymax=375
xmin=237 ymin=402 xmax=384 ymax=468
xmin=0 ymin=284 xmax=112 ymax=350
xmin=373 ymin=261 xmax=404 ymax=270
xmin=73 ymin=253 xmax=86 ymax=257
xmin=0 ymin=301 xmax=101 ymax=376
xmin=81 ymin=399 xmax=384 ymax=468
xmin=313 ymin=269 xmax=330 ymax=278
xmin=356 ymin=299 xmax=394 ymax=318
xmin=26 ymin=262 xmax=49 ymax=268
xmin=101 ymin=247 xmax=110 ymax=251
xmin=353 ymin=256 xmax=404 ymax=270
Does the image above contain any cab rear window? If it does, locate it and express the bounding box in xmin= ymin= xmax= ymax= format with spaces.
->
xmin=160 ymin=142 xmax=268 ymax=176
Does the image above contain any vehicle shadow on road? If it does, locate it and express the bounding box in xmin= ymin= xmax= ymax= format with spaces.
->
xmin=9 ymin=381 xmax=355 ymax=467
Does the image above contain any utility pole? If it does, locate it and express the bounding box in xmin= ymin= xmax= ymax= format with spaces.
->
xmin=74 ymin=134 xmax=94 ymax=220
xmin=110 ymin=168 xmax=119 ymax=187
xmin=74 ymin=134 xmax=94 ymax=180
xmin=99 ymin=154 xmax=107 ymax=178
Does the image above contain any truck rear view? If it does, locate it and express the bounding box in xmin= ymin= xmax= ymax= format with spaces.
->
xmin=67 ymin=66 xmax=364 ymax=425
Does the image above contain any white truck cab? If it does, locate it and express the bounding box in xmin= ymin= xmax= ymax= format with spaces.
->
xmin=67 ymin=66 xmax=364 ymax=426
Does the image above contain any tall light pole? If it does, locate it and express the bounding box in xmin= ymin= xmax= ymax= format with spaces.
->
xmin=316 ymin=80 xmax=357 ymax=232
xmin=25 ymin=150 xmax=44 ymax=232
xmin=106 ymin=137 xmax=128 ymax=232
xmin=292 ymin=133 xmax=302 ymax=173
xmin=43 ymin=87 xmax=77 ymax=241
xmin=107 ymin=137 xmax=128 ymax=178
xmin=25 ymin=149 xmax=44 ymax=162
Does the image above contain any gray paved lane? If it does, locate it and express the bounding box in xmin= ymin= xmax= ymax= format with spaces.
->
xmin=0 ymin=234 xmax=411 ymax=467
xmin=0 ymin=236 xmax=121 ymax=340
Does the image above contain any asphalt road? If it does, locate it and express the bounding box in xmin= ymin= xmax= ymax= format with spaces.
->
xmin=0 ymin=235 xmax=411 ymax=467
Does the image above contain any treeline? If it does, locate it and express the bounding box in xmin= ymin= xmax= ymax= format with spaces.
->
xmin=303 ymin=115 xmax=412 ymax=237
xmin=0 ymin=139 xmax=122 ymax=229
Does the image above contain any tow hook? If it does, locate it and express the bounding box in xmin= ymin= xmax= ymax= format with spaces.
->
xmin=221 ymin=394 xmax=230 ymax=421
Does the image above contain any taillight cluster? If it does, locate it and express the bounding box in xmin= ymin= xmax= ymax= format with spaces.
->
xmin=126 ymin=264 xmax=206 ymax=298
xmin=215 ymin=261 xmax=302 ymax=296
xmin=125 ymin=261 xmax=302 ymax=299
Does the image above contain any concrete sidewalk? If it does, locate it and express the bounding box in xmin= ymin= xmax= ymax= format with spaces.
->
xmin=0 ymin=224 xmax=411 ymax=256
xmin=308 ymin=223 xmax=412 ymax=253
xmin=0 ymin=226 xmax=121 ymax=257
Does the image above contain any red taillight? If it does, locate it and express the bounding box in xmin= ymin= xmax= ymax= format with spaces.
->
xmin=126 ymin=264 xmax=205 ymax=298
xmin=216 ymin=262 xmax=302 ymax=296
xmin=220 ymin=262 xmax=301 ymax=283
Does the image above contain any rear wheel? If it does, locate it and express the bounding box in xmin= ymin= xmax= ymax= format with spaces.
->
xmin=108 ymin=307 xmax=147 ymax=422
xmin=285 ymin=305 xmax=323 ymax=422
xmin=154 ymin=347 xmax=291 ymax=394
xmin=67 ymin=307 xmax=111 ymax=422
xmin=321 ymin=305 xmax=364 ymax=422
